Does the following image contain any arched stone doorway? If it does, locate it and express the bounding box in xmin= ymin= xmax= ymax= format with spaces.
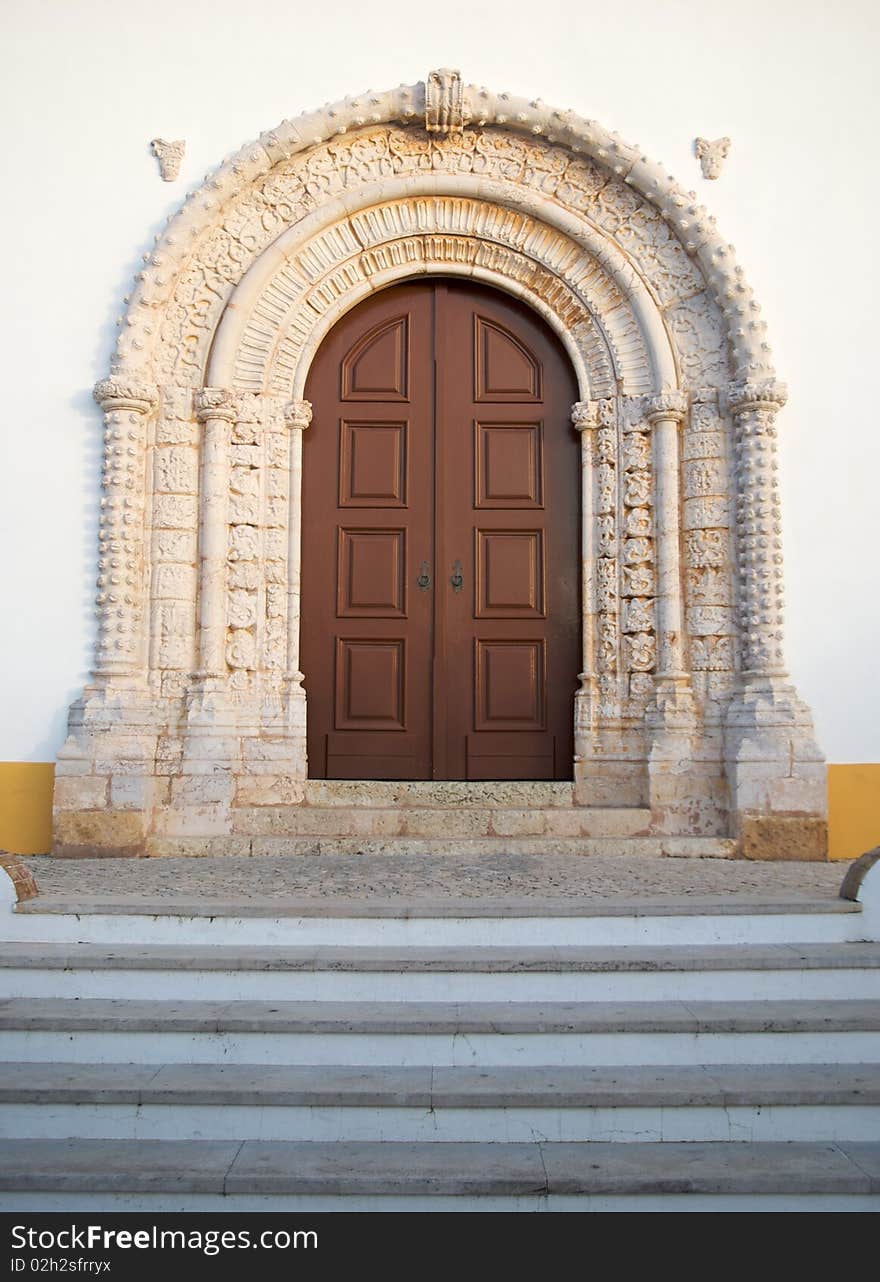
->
xmin=301 ymin=277 xmax=580 ymax=781
xmin=52 ymin=71 xmax=827 ymax=859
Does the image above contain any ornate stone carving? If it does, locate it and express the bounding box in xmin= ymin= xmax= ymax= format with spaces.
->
xmin=60 ymin=78 xmax=825 ymax=856
xmin=150 ymin=138 xmax=185 ymax=182
xmin=195 ymin=387 xmax=240 ymax=421
xmin=94 ymin=377 xmax=157 ymax=414
xmin=695 ymin=136 xmax=731 ymax=180
xmin=727 ymin=378 xmax=788 ymax=677
xmin=425 ymin=69 xmax=465 ymax=135
xmin=283 ymin=400 xmax=313 ymax=431
xmin=92 ymin=378 xmax=158 ymax=680
xmin=571 ymin=401 xmax=598 ymax=432
xmin=111 ymin=82 xmax=773 ymax=387
xmin=646 ymin=389 xmax=688 ymax=423
xmin=727 ymin=379 xmax=788 ymax=415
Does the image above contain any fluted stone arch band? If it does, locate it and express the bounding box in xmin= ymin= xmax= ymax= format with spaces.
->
xmin=205 ymin=187 xmax=678 ymax=399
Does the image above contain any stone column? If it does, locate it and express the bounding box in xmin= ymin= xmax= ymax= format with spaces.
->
xmin=645 ymin=389 xmax=691 ymax=703
xmin=282 ymin=399 xmax=312 ymax=779
xmin=643 ymin=390 xmax=699 ymax=831
xmin=92 ymin=377 xmax=158 ymax=683
xmin=727 ymin=379 xmax=788 ymax=682
xmin=571 ymin=400 xmax=598 ymax=728
xmin=723 ymin=378 xmax=827 ymax=858
xmin=52 ymin=377 xmax=160 ymax=858
xmin=193 ymin=388 xmax=238 ymax=683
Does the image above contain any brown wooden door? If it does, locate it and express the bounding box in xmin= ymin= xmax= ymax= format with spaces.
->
xmin=302 ymin=278 xmax=579 ymax=780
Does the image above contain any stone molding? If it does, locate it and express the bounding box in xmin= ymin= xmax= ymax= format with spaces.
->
xmin=110 ymin=76 xmax=773 ymax=387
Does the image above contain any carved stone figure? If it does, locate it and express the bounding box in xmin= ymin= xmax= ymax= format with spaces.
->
xmin=150 ymin=138 xmax=185 ymax=181
xmin=694 ymin=136 xmax=731 ymax=180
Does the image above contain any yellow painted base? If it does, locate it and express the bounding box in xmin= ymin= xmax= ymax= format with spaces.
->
xmin=0 ymin=761 xmax=878 ymax=859
xmin=0 ymin=763 xmax=55 ymax=855
xmin=828 ymin=764 xmax=880 ymax=861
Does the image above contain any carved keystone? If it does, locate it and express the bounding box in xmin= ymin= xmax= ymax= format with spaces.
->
xmin=426 ymin=69 xmax=464 ymax=135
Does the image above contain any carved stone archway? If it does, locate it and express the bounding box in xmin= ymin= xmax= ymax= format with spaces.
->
xmin=53 ymin=72 xmax=827 ymax=858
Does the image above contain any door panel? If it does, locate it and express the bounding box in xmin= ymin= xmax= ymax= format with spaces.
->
xmin=438 ymin=282 xmax=579 ymax=780
xmin=339 ymin=420 xmax=408 ymax=507
xmin=302 ymin=278 xmax=579 ymax=781
xmin=302 ymin=285 xmax=434 ymax=780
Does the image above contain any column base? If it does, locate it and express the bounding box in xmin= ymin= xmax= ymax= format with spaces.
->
xmin=52 ymin=683 xmax=167 ymax=857
xmin=724 ymin=676 xmax=828 ymax=860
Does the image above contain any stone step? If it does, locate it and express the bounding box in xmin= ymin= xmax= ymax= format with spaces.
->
xmin=1 ymin=1138 xmax=878 ymax=1211
xmin=1 ymin=1062 xmax=878 ymax=1143
xmin=6 ymin=895 xmax=860 ymax=948
xmin=303 ymin=781 xmax=578 ymax=808
xmin=3 ymin=998 xmax=878 ymax=1066
xmin=214 ymin=805 xmax=656 ymax=839
xmin=4 ymin=942 xmax=880 ymax=1002
xmin=150 ymin=835 xmax=735 ymax=857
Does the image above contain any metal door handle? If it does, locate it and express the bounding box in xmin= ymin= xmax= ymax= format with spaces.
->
xmin=450 ymin=559 xmax=464 ymax=592
xmin=417 ymin=561 xmax=431 ymax=591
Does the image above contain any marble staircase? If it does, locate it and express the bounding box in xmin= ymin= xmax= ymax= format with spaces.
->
xmin=0 ymin=854 xmax=878 ymax=1211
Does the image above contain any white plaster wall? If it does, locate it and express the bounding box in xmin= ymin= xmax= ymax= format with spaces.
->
xmin=1 ymin=0 xmax=877 ymax=762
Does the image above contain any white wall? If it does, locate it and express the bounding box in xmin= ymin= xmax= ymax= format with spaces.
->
xmin=1 ymin=0 xmax=877 ymax=762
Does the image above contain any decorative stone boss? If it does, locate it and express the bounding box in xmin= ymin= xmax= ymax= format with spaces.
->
xmin=52 ymin=71 xmax=827 ymax=859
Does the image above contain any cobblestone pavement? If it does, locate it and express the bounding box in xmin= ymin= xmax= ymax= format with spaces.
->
xmin=21 ymin=853 xmax=850 ymax=904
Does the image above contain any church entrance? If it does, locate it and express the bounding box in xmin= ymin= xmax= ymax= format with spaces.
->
xmin=301 ymin=278 xmax=580 ymax=781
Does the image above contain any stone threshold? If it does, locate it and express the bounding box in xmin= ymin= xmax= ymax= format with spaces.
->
xmin=303 ymin=782 xmax=578 ymax=807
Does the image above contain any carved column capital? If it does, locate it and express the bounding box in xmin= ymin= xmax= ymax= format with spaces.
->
xmin=570 ymin=400 xmax=598 ymax=432
xmin=194 ymin=387 xmax=241 ymax=422
xmin=726 ymin=379 xmax=788 ymax=416
xmin=283 ymin=399 xmax=313 ymax=431
xmin=646 ymin=389 xmax=688 ymax=425
xmin=94 ymin=377 xmax=158 ymax=415
xmin=571 ymin=398 xmax=616 ymax=431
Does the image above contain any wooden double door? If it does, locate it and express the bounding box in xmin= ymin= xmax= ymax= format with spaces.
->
xmin=302 ymin=278 xmax=580 ymax=781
